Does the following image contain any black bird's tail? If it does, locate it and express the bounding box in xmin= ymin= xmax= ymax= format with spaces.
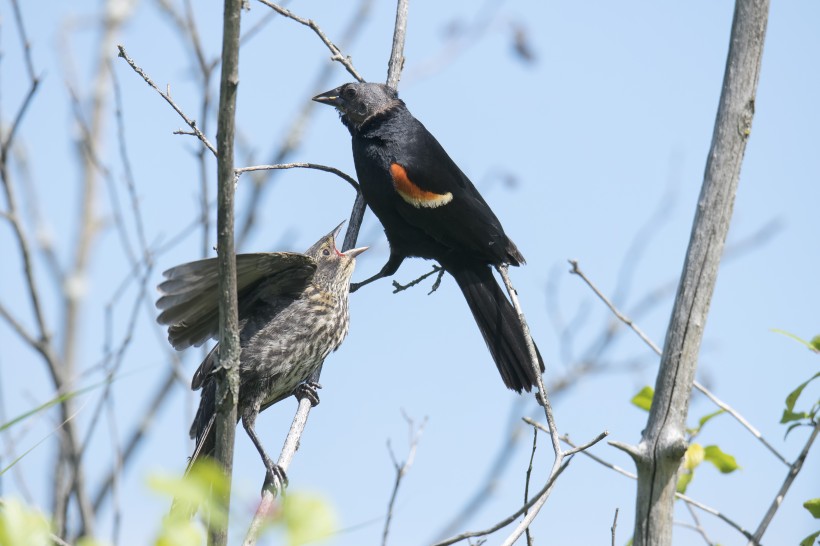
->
xmin=449 ymin=264 xmax=544 ymax=392
xmin=187 ymin=379 xmax=217 ymax=471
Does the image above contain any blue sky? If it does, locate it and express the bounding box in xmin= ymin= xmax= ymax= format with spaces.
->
xmin=1 ymin=1 xmax=818 ymax=545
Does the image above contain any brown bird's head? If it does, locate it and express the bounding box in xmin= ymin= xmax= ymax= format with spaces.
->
xmin=305 ymin=221 xmax=367 ymax=290
xmin=313 ymin=82 xmax=403 ymax=130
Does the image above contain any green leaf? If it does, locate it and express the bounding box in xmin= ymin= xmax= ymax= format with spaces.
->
xmin=281 ymin=492 xmax=337 ymax=546
xmin=631 ymin=386 xmax=654 ymax=411
xmin=676 ymin=470 xmax=693 ymax=494
xmin=771 ymin=329 xmax=820 ymax=352
xmin=784 ymin=372 xmax=820 ymax=413
xmin=799 ymin=530 xmax=820 ymax=546
xmin=704 ymin=445 xmax=739 ymax=473
xmin=804 ymin=498 xmax=820 ymax=519
xmin=148 ymin=458 xmax=230 ymax=530
xmin=785 ymin=422 xmax=808 ymax=439
xmin=683 ymin=443 xmax=705 ymax=471
xmin=0 ymin=498 xmax=53 ymax=546
xmin=781 ymin=409 xmax=810 ymax=425
xmin=0 ymin=380 xmax=103 ymax=433
xmin=690 ymin=409 xmax=725 ymax=436
xmin=154 ymin=518 xmax=203 ymax=546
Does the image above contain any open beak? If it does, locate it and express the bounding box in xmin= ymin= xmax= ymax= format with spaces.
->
xmin=327 ymin=221 xmax=368 ymax=258
xmin=343 ymin=246 xmax=368 ymax=258
xmin=312 ymin=87 xmax=343 ymax=107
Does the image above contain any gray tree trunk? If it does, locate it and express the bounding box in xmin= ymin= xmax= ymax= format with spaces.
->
xmin=612 ymin=1 xmax=770 ymax=544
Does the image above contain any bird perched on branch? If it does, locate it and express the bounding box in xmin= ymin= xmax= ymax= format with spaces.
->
xmin=156 ymin=223 xmax=367 ymax=488
xmin=313 ymin=82 xmax=543 ymax=392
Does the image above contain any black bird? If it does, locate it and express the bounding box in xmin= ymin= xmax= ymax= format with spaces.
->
xmin=156 ymin=223 xmax=367 ymax=486
xmin=313 ymin=83 xmax=543 ymax=392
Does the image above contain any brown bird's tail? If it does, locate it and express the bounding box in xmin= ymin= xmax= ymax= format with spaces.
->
xmin=448 ymin=264 xmax=544 ymax=392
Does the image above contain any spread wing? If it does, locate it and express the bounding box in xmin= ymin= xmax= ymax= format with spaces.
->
xmin=156 ymin=252 xmax=316 ymax=350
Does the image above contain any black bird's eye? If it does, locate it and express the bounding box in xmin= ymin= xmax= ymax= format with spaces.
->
xmin=322 ymin=249 xmax=331 ymax=256
xmin=342 ymin=86 xmax=357 ymax=100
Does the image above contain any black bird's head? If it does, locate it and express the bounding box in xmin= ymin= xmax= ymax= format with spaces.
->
xmin=313 ymin=82 xmax=402 ymax=130
xmin=304 ymin=221 xmax=367 ymax=290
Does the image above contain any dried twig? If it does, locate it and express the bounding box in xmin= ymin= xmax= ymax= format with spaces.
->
xmin=568 ymin=259 xmax=789 ymax=465
xmin=382 ymin=413 xmax=426 ymax=546
xmin=255 ymin=0 xmax=365 ymax=82
xmin=235 ymin=163 xmax=359 ymax=192
xmin=116 ymin=45 xmax=217 ymax=156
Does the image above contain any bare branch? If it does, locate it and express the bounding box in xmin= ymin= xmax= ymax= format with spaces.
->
xmin=115 ymin=45 xmax=217 ymax=156
xmin=748 ymin=420 xmax=819 ymax=545
xmin=235 ymin=163 xmax=359 ymax=192
xmin=431 ymin=462 xmax=571 ymax=546
xmin=569 ymin=259 xmax=789 ymax=465
xmin=255 ymin=0 xmax=365 ymax=82
xmin=382 ymin=413 xmax=426 ymax=546
xmin=391 ymin=265 xmax=444 ymax=293
xmin=523 ymin=427 xmax=537 ymax=546
xmin=245 ymin=5 xmax=411 ymax=542
xmin=611 ymin=508 xmax=619 ymax=546
xmin=386 ymin=0 xmax=410 ymax=89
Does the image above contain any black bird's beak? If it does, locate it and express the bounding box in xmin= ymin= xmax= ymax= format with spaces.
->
xmin=312 ymin=87 xmax=343 ymax=108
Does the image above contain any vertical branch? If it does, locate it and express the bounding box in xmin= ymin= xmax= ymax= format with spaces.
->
xmin=385 ymin=0 xmax=409 ymax=90
xmin=343 ymin=0 xmax=409 ymax=253
xmin=211 ymin=0 xmax=242 ymax=544
xmin=610 ymin=1 xmax=770 ymax=545
xmin=244 ymin=3 xmax=410 ymax=542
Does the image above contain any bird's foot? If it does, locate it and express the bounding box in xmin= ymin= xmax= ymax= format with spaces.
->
xmin=262 ymin=461 xmax=289 ymax=496
xmin=294 ymin=381 xmax=322 ymax=407
xmin=349 ymin=282 xmax=362 ymax=293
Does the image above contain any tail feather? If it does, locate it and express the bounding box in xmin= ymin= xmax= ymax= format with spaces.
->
xmin=187 ymin=379 xmax=217 ymax=471
xmin=449 ymin=265 xmax=544 ymax=392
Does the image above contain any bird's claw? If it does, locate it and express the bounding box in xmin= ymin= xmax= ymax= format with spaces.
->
xmin=262 ymin=463 xmax=289 ymax=496
xmin=294 ymin=381 xmax=322 ymax=407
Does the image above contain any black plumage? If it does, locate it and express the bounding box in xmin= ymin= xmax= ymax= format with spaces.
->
xmin=314 ymin=83 xmax=543 ymax=392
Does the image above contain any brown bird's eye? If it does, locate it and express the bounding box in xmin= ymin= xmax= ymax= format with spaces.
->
xmin=342 ymin=86 xmax=357 ymax=99
xmin=322 ymin=249 xmax=331 ymax=256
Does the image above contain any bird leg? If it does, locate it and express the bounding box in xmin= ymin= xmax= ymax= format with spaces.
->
xmin=350 ymin=253 xmax=405 ymax=292
xmin=293 ymin=381 xmax=322 ymax=407
xmin=242 ymin=411 xmax=288 ymax=494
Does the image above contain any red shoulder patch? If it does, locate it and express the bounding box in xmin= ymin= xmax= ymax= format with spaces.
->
xmin=389 ymin=163 xmax=453 ymax=209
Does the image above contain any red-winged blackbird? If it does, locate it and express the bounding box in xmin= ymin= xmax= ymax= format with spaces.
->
xmin=313 ymin=83 xmax=543 ymax=392
xmin=156 ymin=223 xmax=367 ymax=486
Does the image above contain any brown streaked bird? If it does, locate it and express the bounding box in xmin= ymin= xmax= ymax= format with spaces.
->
xmin=313 ymin=82 xmax=543 ymax=392
xmin=156 ymin=223 xmax=367 ymax=488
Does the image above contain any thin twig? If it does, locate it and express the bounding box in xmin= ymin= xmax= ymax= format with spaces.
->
xmin=524 ymin=427 xmax=537 ymax=546
xmin=684 ymin=501 xmax=716 ymax=546
xmin=611 ymin=508 xmax=619 ymax=546
xmin=235 ymin=163 xmax=359 ymax=192
xmin=747 ymin=420 xmax=819 ymax=545
xmin=236 ymin=0 xmax=372 ymax=247
xmin=430 ymin=462 xmax=570 ymax=546
xmin=116 ymin=45 xmax=217 ymax=156
xmin=557 ymin=433 xmax=756 ymax=541
xmin=382 ymin=413 xmax=426 ymax=546
xmin=386 ymin=0 xmax=410 ymax=89
xmin=568 ymin=259 xmax=789 ymax=466
xmin=255 ymin=0 xmax=365 ymax=82
xmin=391 ymin=265 xmax=444 ymax=293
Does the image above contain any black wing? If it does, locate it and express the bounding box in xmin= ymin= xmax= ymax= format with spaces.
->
xmin=392 ymin=118 xmax=524 ymax=265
